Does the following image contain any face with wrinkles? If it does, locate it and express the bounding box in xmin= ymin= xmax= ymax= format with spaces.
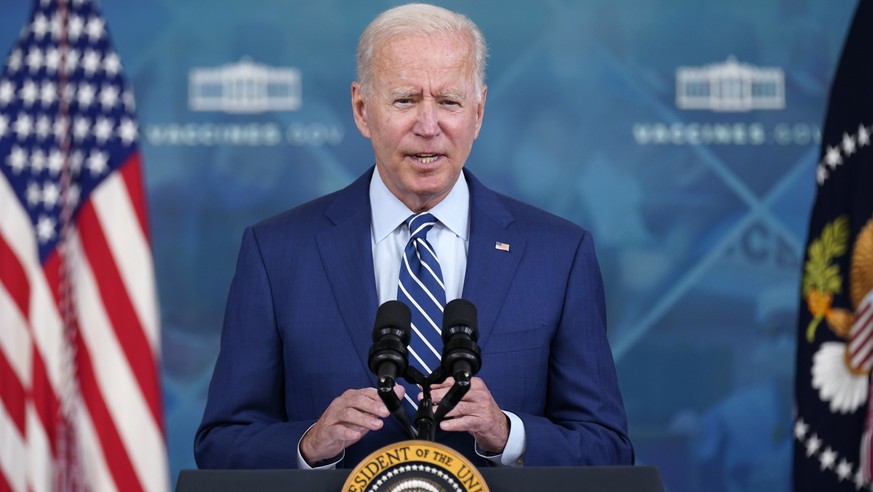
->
xmin=352 ymin=32 xmax=486 ymax=212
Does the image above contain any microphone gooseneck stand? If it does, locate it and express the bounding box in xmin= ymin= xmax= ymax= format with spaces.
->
xmin=370 ymin=299 xmax=481 ymax=442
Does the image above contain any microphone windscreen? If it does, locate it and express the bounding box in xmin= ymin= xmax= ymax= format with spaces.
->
xmin=373 ymin=300 xmax=411 ymax=340
xmin=442 ymin=299 xmax=477 ymax=332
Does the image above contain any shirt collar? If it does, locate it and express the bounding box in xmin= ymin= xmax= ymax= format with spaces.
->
xmin=370 ymin=166 xmax=470 ymax=243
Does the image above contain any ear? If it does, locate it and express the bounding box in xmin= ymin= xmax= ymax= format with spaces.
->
xmin=473 ymin=85 xmax=487 ymax=139
xmin=351 ymin=82 xmax=371 ymax=139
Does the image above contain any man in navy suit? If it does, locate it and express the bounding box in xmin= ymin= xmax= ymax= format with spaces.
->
xmin=195 ymin=3 xmax=633 ymax=469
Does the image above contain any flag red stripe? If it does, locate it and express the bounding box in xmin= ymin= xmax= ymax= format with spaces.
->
xmin=30 ymin=343 xmax=60 ymax=457
xmin=76 ymin=201 xmax=163 ymax=427
xmin=75 ymin=327 xmax=145 ymax=492
xmin=0 ymin=233 xmax=30 ymax=320
xmin=43 ymin=252 xmax=143 ymax=491
xmin=0 ymin=349 xmax=26 ymax=435
xmin=119 ymin=153 xmax=151 ymax=244
xmin=0 ymin=466 xmax=13 ymax=492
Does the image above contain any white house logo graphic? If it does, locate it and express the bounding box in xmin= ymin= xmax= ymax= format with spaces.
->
xmin=188 ymin=58 xmax=301 ymax=113
xmin=676 ymin=56 xmax=785 ymax=112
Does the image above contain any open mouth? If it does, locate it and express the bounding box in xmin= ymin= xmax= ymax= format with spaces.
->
xmin=411 ymin=153 xmax=440 ymax=164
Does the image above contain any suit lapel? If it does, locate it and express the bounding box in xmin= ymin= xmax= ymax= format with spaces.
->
xmin=316 ymin=170 xmax=379 ymax=381
xmin=461 ymin=171 xmax=524 ymax=349
xmin=314 ymin=169 xmax=523 ymax=377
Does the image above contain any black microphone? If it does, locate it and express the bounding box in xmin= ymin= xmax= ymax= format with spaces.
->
xmin=368 ymin=301 xmax=411 ymax=387
xmin=441 ymin=299 xmax=481 ymax=381
xmin=434 ymin=299 xmax=481 ymax=423
xmin=368 ymin=301 xmax=417 ymax=438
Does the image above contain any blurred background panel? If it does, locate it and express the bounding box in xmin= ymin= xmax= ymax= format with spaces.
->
xmin=0 ymin=1 xmax=857 ymax=490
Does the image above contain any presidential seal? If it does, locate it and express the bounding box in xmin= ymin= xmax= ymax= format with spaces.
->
xmin=343 ymin=441 xmax=489 ymax=492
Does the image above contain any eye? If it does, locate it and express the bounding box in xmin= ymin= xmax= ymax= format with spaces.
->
xmin=394 ymin=98 xmax=414 ymax=107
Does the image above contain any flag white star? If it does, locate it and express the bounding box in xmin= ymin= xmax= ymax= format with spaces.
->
xmin=49 ymin=12 xmax=62 ymax=40
xmin=40 ymin=81 xmax=57 ymax=106
xmin=118 ymin=117 xmax=138 ymax=145
xmin=47 ymin=149 xmax=63 ymax=175
xmin=73 ymin=116 xmax=90 ymax=141
xmin=64 ymin=49 xmax=79 ymax=73
xmin=85 ymin=16 xmax=105 ymax=42
xmin=836 ymin=458 xmax=853 ymax=481
xmin=7 ymin=49 xmax=22 ymax=73
xmin=62 ymin=83 xmax=76 ymax=105
xmin=806 ymin=434 xmax=822 ymax=457
xmin=44 ymin=47 xmax=59 ymax=73
xmin=35 ymin=215 xmax=56 ymax=243
xmin=103 ymin=52 xmax=121 ymax=76
xmin=42 ymin=181 xmax=60 ymax=209
xmin=31 ymin=13 xmax=49 ymax=40
xmin=842 ymin=133 xmax=857 ymax=156
xmin=77 ymin=83 xmax=95 ymax=108
xmin=0 ymin=80 xmax=15 ymax=106
xmin=99 ymin=83 xmax=119 ymax=109
xmin=25 ymin=47 xmax=44 ymax=73
xmin=13 ymin=113 xmax=33 ymax=139
xmin=7 ymin=146 xmax=27 ymax=173
xmin=67 ymin=15 xmax=84 ymax=42
xmin=93 ymin=116 xmax=113 ymax=143
xmin=26 ymin=181 xmax=41 ymax=207
xmin=825 ymin=146 xmax=842 ymax=168
xmin=819 ymin=446 xmax=837 ymax=470
xmin=794 ymin=418 xmax=809 ymax=440
xmin=19 ymin=80 xmax=39 ymax=106
xmin=854 ymin=468 xmax=865 ymax=489
xmin=859 ymin=125 xmax=870 ymax=147
xmin=35 ymin=115 xmax=51 ymax=140
xmin=52 ymin=116 xmax=67 ymax=142
xmin=31 ymin=148 xmax=46 ymax=173
xmin=86 ymin=150 xmax=108 ymax=175
xmin=0 ymin=114 xmax=7 ymax=138
xmin=82 ymin=49 xmax=101 ymax=76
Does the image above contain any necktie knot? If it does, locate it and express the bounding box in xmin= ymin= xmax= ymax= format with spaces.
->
xmin=406 ymin=213 xmax=437 ymax=241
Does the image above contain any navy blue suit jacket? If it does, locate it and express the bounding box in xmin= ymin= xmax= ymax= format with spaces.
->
xmin=194 ymin=168 xmax=633 ymax=469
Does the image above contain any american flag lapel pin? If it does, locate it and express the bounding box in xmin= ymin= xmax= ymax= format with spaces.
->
xmin=495 ymin=241 xmax=510 ymax=252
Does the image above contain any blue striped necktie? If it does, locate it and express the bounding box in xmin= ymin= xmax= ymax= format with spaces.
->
xmin=397 ymin=212 xmax=446 ymax=412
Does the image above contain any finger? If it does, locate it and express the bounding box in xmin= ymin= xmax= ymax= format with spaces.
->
xmin=438 ymin=414 xmax=483 ymax=433
xmin=325 ymin=422 xmax=370 ymax=442
xmin=342 ymin=390 xmax=391 ymax=419
xmin=430 ymin=377 xmax=456 ymax=391
xmin=337 ymin=405 xmax=386 ymax=431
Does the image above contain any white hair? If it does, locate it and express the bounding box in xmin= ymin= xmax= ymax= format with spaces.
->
xmin=356 ymin=3 xmax=488 ymax=100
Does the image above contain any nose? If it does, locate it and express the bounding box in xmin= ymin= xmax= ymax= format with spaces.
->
xmin=412 ymin=100 xmax=440 ymax=137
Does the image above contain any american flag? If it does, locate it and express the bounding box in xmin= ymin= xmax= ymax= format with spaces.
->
xmin=0 ymin=0 xmax=167 ymax=491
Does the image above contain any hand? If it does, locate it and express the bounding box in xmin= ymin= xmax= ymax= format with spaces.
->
xmin=428 ymin=377 xmax=509 ymax=453
xmin=300 ymin=386 xmax=404 ymax=464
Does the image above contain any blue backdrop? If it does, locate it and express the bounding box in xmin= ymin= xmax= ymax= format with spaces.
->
xmin=0 ymin=1 xmax=859 ymax=491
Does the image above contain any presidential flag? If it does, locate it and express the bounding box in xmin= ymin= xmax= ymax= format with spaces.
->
xmin=0 ymin=0 xmax=167 ymax=490
xmin=793 ymin=1 xmax=873 ymax=491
